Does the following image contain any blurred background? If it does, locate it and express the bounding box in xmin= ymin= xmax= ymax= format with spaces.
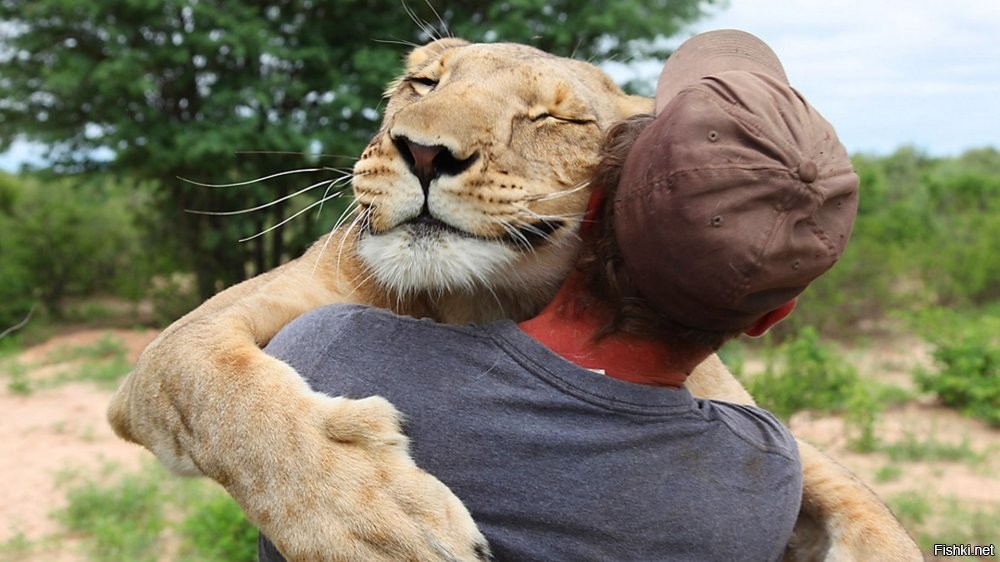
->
xmin=0 ymin=1 xmax=996 ymax=561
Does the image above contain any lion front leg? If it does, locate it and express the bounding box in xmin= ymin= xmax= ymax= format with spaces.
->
xmin=787 ymin=439 xmax=921 ymax=561
xmin=107 ymin=278 xmax=491 ymax=559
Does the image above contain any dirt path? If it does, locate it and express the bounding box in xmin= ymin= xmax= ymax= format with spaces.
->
xmin=0 ymin=329 xmax=158 ymax=553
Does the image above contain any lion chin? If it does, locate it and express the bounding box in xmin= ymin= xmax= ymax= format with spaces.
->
xmin=356 ymin=216 xmax=582 ymax=323
xmin=357 ymin=225 xmax=520 ymax=295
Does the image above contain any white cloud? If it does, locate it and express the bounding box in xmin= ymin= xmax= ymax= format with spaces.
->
xmin=679 ymin=0 xmax=1000 ymax=155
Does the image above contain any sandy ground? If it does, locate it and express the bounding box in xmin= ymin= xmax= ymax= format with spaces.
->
xmin=0 ymin=328 xmax=997 ymax=560
xmin=0 ymin=329 xmax=158 ymax=559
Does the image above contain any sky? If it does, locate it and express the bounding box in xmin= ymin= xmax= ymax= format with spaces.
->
xmin=2 ymin=0 xmax=999 ymax=171
xmin=651 ymin=0 xmax=1000 ymax=157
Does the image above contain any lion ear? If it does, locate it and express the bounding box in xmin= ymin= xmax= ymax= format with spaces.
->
xmin=617 ymin=95 xmax=655 ymax=118
xmin=405 ymin=38 xmax=470 ymax=72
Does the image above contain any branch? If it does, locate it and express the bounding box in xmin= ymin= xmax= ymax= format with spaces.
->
xmin=0 ymin=303 xmax=36 ymax=340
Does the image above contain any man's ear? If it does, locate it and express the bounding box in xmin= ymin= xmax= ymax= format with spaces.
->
xmin=743 ymin=299 xmax=797 ymax=338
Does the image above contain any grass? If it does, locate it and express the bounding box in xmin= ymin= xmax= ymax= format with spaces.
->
xmin=889 ymin=490 xmax=1000 ymax=557
xmin=0 ymin=332 xmax=132 ymax=394
xmin=0 ymin=532 xmax=32 ymax=561
xmin=54 ymin=464 xmax=167 ymax=562
xmin=3 ymin=359 xmax=31 ymax=395
xmin=880 ymin=433 xmax=986 ymax=464
xmin=47 ymin=462 xmax=257 ymax=562
xmin=46 ymin=332 xmax=127 ymax=363
xmin=873 ymin=463 xmax=903 ymax=483
xmin=888 ymin=491 xmax=932 ymax=528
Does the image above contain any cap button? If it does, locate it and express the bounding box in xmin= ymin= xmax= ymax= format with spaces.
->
xmin=798 ymin=160 xmax=819 ymax=183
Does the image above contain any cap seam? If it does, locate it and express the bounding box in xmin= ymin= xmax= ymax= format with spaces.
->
xmin=725 ymin=178 xmax=801 ymax=303
xmin=617 ymin=166 xmax=795 ymax=205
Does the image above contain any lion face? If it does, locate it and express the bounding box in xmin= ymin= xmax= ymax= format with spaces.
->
xmin=352 ymin=39 xmax=651 ymax=318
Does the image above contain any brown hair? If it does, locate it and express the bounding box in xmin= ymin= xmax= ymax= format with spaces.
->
xmin=576 ymin=114 xmax=739 ymax=352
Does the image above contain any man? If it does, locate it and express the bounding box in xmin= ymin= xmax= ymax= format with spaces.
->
xmin=259 ymin=29 xmax=857 ymax=561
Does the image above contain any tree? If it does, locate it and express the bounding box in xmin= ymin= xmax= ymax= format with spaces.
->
xmin=0 ymin=0 xmax=717 ymax=300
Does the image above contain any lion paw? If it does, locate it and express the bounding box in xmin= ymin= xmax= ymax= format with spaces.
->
xmin=321 ymin=395 xmax=407 ymax=448
xmin=260 ymin=394 xmax=493 ymax=562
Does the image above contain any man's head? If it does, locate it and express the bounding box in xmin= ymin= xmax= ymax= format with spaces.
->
xmin=583 ymin=29 xmax=859 ymax=347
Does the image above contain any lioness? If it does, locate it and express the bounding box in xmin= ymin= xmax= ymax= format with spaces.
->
xmin=108 ymin=38 xmax=920 ymax=561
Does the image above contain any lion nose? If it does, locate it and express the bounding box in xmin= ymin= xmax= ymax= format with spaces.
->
xmin=393 ymin=136 xmax=478 ymax=196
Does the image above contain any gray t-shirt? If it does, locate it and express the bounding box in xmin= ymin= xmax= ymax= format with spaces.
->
xmin=258 ymin=304 xmax=801 ymax=562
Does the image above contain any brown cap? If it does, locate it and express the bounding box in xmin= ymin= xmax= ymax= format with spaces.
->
xmin=614 ymin=30 xmax=859 ymax=332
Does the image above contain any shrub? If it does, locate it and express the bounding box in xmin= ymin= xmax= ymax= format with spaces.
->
xmin=912 ymin=307 xmax=1000 ymax=426
xmin=53 ymin=465 xmax=166 ymax=562
xmin=179 ymin=486 xmax=258 ymax=562
xmin=0 ymin=174 xmax=143 ymax=319
xmin=52 ymin=462 xmax=258 ymax=562
xmin=746 ymin=327 xmax=864 ymax=418
xmin=742 ymin=327 xmax=880 ymax=451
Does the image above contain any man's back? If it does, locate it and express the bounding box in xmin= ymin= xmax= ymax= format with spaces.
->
xmin=259 ymin=305 xmax=801 ymax=562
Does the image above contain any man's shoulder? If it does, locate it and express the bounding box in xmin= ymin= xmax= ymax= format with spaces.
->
xmin=701 ymin=400 xmax=800 ymax=461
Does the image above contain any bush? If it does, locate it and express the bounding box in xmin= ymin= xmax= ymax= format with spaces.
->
xmin=746 ymin=327 xmax=864 ymax=419
xmin=743 ymin=327 xmax=879 ymax=450
xmin=179 ymin=487 xmax=258 ymax=562
xmin=54 ymin=465 xmax=166 ymax=562
xmin=52 ymin=462 xmax=257 ymax=562
xmin=912 ymin=307 xmax=1000 ymax=426
xmin=0 ymin=173 xmax=174 ymax=324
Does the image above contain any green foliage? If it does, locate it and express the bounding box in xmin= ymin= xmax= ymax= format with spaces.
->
xmin=887 ymin=491 xmax=932 ymax=528
xmin=47 ymin=333 xmax=132 ymax=388
xmin=0 ymin=531 xmax=33 ymax=561
xmin=55 ymin=354 xmax=133 ymax=388
xmin=3 ymin=359 xmax=31 ymax=395
xmin=926 ymin=498 xmax=1000 ymax=554
xmin=873 ymin=463 xmax=902 ymax=483
xmin=54 ymin=465 xmax=167 ymax=562
xmin=743 ymin=327 xmax=881 ymax=451
xmin=911 ymin=307 xmax=1000 ymax=426
xmin=179 ymin=487 xmax=257 ymax=562
xmin=880 ymin=433 xmax=985 ymax=464
xmin=890 ymin=491 xmax=1000 ymax=555
xmin=47 ymin=332 xmax=126 ymax=362
xmin=746 ymin=327 xmax=865 ymax=417
xmin=2 ymin=332 xmax=131 ymax=392
xmin=52 ymin=462 xmax=257 ymax=562
xmin=0 ymin=173 xmax=153 ymax=321
xmin=149 ymin=273 xmax=202 ymax=327
xmin=0 ymin=0 xmax=717 ymax=298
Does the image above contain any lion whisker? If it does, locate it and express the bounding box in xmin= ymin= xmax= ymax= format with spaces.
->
xmin=178 ymin=167 xmax=340 ymax=188
xmin=186 ymin=178 xmax=346 ymax=216
xmin=239 ymin=189 xmax=349 ymax=243
xmin=328 ymin=202 xmax=368 ymax=276
xmin=524 ymin=180 xmax=592 ymax=203
xmin=494 ymin=219 xmax=535 ymax=254
xmin=420 ymin=0 xmax=452 ymax=39
xmin=315 ymin=173 xmax=360 ymax=219
xmin=373 ymin=37 xmax=422 ymax=50
xmin=401 ymin=0 xmax=443 ymax=43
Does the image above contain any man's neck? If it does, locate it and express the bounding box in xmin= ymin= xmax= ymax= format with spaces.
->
xmin=517 ymin=274 xmax=700 ymax=388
